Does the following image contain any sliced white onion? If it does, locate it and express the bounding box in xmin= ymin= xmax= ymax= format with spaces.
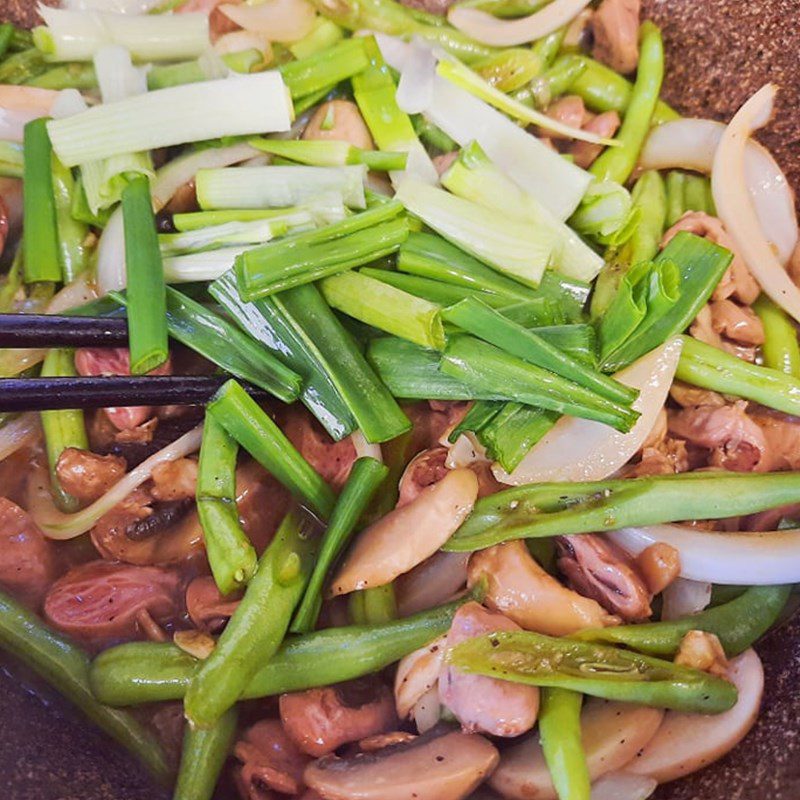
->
xmin=30 ymin=423 xmax=204 ymax=540
xmin=445 ymin=433 xmax=488 ymax=469
xmin=411 ymin=686 xmax=442 ymax=734
xmin=350 ymin=430 xmax=383 ymax=463
xmin=448 ymin=0 xmax=592 ymax=48
xmin=0 ymin=86 xmax=60 ymax=142
xmin=590 ymin=773 xmax=657 ymax=800
xmin=396 ymin=38 xmax=437 ymax=115
xmin=660 ymin=578 xmax=712 ymax=621
xmin=98 ymin=142 xmax=258 ymax=293
xmin=712 ymin=85 xmax=800 ymax=322
xmin=609 ymin=524 xmax=800 ymax=585
xmin=640 ymin=118 xmax=798 ymax=265
xmin=219 ymin=0 xmax=316 ymax=42
xmin=626 ymin=649 xmax=763 ymax=784
xmin=494 ymin=338 xmax=683 ymax=485
xmin=0 ymin=413 xmax=41 ymax=462
xmin=396 ymin=550 xmax=470 ymax=617
xmin=47 ymin=272 xmax=98 ymax=313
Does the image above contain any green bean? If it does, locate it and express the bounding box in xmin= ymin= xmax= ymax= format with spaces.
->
xmin=574 ymin=585 xmax=791 ymax=658
xmin=90 ymin=598 xmax=470 ymax=706
xmin=184 ymin=509 xmax=318 ymax=728
xmin=472 ymin=47 xmax=545 ymax=93
xmin=753 ymin=295 xmax=800 ymax=378
xmin=292 ymin=457 xmax=388 ymax=634
xmin=51 ymin=155 xmax=88 ymax=283
xmin=445 ymin=471 xmax=800 ymax=551
xmin=197 ymin=414 xmax=257 ymax=596
xmin=40 ymin=348 xmax=88 ymax=513
xmin=26 ymin=63 xmax=97 ymax=90
xmin=665 ymin=170 xmax=687 ymax=226
xmin=449 ymin=631 xmax=737 ymax=714
xmin=591 ymin=22 xmax=664 ymax=185
xmin=0 ymin=48 xmax=48 ymax=85
xmin=0 ymin=590 xmax=170 ymax=783
xmin=174 ymin=707 xmax=238 ymax=800
xmin=0 ymin=23 xmax=13 ymax=59
xmin=411 ymin=115 xmax=458 ymax=154
xmin=677 ymin=334 xmax=800 ymax=416
xmin=683 ymin=173 xmax=712 ymax=214
xmin=451 ymin=0 xmax=550 ymax=17
xmin=531 ymin=26 xmax=567 ymax=69
xmin=524 ymin=55 xmax=587 ymax=108
xmin=563 ymin=55 xmax=678 ymax=123
xmin=209 ymin=380 xmax=336 ymax=519
xmin=349 ymin=583 xmax=398 ymax=625
xmin=539 ymin=689 xmax=590 ymax=800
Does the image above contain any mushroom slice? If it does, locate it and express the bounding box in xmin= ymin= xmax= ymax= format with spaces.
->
xmin=395 ymin=635 xmax=447 ymax=719
xmin=330 ymin=469 xmax=478 ymax=596
xmin=490 ymin=699 xmax=664 ymax=800
xmin=303 ymin=727 xmax=499 ymax=800
xmin=468 ymin=540 xmax=618 ymax=636
xmin=625 ymin=648 xmax=763 ymax=783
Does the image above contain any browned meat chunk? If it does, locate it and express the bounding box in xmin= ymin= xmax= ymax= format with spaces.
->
xmin=592 ymin=0 xmax=641 ymax=74
xmin=55 ymin=448 xmax=127 ymax=503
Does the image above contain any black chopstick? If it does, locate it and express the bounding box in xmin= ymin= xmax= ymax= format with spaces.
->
xmin=0 ymin=376 xmax=270 ymax=412
xmin=0 ymin=314 xmax=129 ymax=348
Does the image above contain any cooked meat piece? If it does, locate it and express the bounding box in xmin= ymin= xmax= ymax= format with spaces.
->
xmin=669 ymin=381 xmax=726 ymax=409
xmin=234 ymin=718 xmax=312 ymax=799
xmin=397 ymin=0 xmax=458 ymax=15
xmin=709 ymin=299 xmax=765 ymax=346
xmin=397 ymin=446 xmax=450 ymax=508
xmin=44 ymin=560 xmax=181 ymax=644
xmin=636 ymin=542 xmax=681 ymax=594
xmin=668 ymin=402 xmax=770 ymax=472
xmin=750 ymin=409 xmax=800 ymax=471
xmin=303 ymin=100 xmax=374 ymax=151
xmin=570 ymin=110 xmax=621 ymax=168
xmin=185 ymin=575 xmax=241 ymax=632
xmin=675 ymin=630 xmax=729 ymax=678
xmin=55 ymin=448 xmax=127 ymax=504
xmin=439 ymin=602 xmax=539 ymax=737
xmin=432 ymin=152 xmax=459 ymax=176
xmin=151 ymin=458 xmax=198 ymax=502
xmin=592 ymin=0 xmax=641 ymax=74
xmin=544 ymin=95 xmax=587 ymax=140
xmin=556 ymin=534 xmax=653 ymax=621
xmin=0 ymin=497 xmax=58 ymax=610
xmin=234 ymin=460 xmax=291 ymax=554
xmin=280 ymin=678 xmax=397 ymax=757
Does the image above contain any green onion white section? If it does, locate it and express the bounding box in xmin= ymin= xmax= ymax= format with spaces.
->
xmin=163 ymin=246 xmax=256 ymax=283
xmin=395 ymin=177 xmax=553 ymax=288
xmin=34 ymin=6 xmax=209 ymax=62
xmin=47 ymin=72 xmax=293 ymax=167
xmin=196 ymin=165 xmax=367 ymax=210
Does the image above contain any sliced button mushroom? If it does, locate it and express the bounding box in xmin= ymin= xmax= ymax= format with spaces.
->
xmin=303 ymin=100 xmax=374 ymax=151
xmin=468 ymin=541 xmax=618 ymax=636
xmin=490 ymin=699 xmax=664 ymax=800
xmin=330 ymin=469 xmax=478 ymax=596
xmin=395 ymin=635 xmax=447 ymax=719
xmin=439 ymin=602 xmax=539 ymax=738
xmin=303 ymin=727 xmax=500 ymax=800
xmin=625 ymin=648 xmax=763 ymax=783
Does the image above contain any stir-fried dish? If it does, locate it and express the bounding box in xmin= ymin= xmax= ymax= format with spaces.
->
xmin=0 ymin=0 xmax=798 ymax=798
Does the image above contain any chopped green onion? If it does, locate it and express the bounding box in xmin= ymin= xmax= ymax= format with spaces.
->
xmin=443 ymin=298 xmax=634 ymax=405
xmin=40 ymin=348 xmax=89 ymax=513
xmin=274 ymin=284 xmax=411 ymax=443
xmin=121 ymin=175 xmax=168 ymax=375
xmin=599 ymin=231 xmax=733 ymax=371
xmin=448 ymin=400 xmax=504 ymax=443
xmin=22 ymin=119 xmax=61 ymax=284
xmin=479 ymin=403 xmax=558 ymax=473
xmin=395 ymin=178 xmax=553 ymax=288
xmin=33 ymin=7 xmax=209 ymax=62
xmin=289 ymin=17 xmax=344 ymax=60
xmin=320 ymin=269 xmax=445 ymax=350
xmin=236 ymin=203 xmax=408 ymax=299
xmin=47 ymin=72 xmax=292 ymax=167
xmin=441 ymin=141 xmax=604 ymax=282
xmin=248 ymin=137 xmax=407 ymax=171
xmin=441 ymin=336 xmax=639 ymax=432
xmin=196 ymin=164 xmax=366 ymax=210
xmin=172 ymin=206 xmax=338 ymax=233
xmin=534 ymin=324 xmax=597 ymax=366
xmin=110 ymin=286 xmax=302 ymax=403
xmin=51 ymin=154 xmax=88 ymax=283
xmin=279 ymin=38 xmax=368 ymax=99
xmin=292 ymin=457 xmax=388 ymax=634
xmin=147 ymin=49 xmax=262 ymax=91
xmin=568 ymin=179 xmax=637 ymax=248
xmin=162 ymin=245 xmax=254 ymax=284
xmin=197 ymin=414 xmax=258 ymax=596
xmin=753 ymin=294 xmax=800 ymax=378
xmin=209 ymin=380 xmax=336 ymax=519
xmin=210 ymin=271 xmax=355 ymax=441
xmin=0 ymin=140 xmax=23 ymax=178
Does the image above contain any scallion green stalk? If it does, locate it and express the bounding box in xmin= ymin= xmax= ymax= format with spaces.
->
xmin=289 ymin=17 xmax=344 ymax=59
xmin=40 ymin=348 xmax=89 ymax=513
xmin=22 ymin=118 xmax=61 ymax=284
xmin=248 ymin=137 xmax=407 ymax=171
xmin=448 ymin=400 xmax=504 ymax=442
xmin=320 ymin=270 xmax=445 ymax=350
xmin=51 ymin=155 xmax=88 ymax=283
xmin=479 ymin=403 xmax=558 ymax=473
xmin=209 ymin=380 xmax=336 ymax=519
xmin=146 ymin=49 xmax=262 ymax=91
xmin=121 ymin=175 xmax=168 ymax=375
xmin=753 ymin=295 xmax=800 ymax=378
xmin=279 ymin=38 xmax=368 ymax=99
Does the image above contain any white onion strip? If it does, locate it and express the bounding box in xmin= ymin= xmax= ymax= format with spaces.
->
xmin=640 ymin=117 xmax=798 ymax=264
xmin=494 ymin=338 xmax=683 ymax=485
xmin=448 ymin=0 xmax=592 ymax=47
xmin=0 ymin=413 xmax=41 ymax=462
xmin=350 ymin=430 xmax=383 ymax=463
xmin=609 ymin=524 xmax=800 ymax=585
xmin=219 ymin=0 xmax=316 ymax=42
xmin=0 ymin=85 xmax=61 ymax=142
xmin=660 ymin=577 xmax=712 ymax=621
xmin=712 ymin=85 xmax=800 ymax=322
xmin=31 ymin=424 xmax=204 ymax=540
